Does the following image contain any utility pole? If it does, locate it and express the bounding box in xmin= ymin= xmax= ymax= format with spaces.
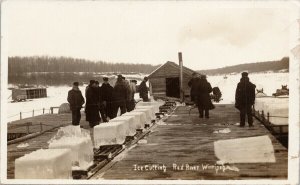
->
xmin=178 ymin=52 xmax=184 ymax=103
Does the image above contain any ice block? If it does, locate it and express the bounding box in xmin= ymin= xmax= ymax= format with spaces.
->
xmin=132 ymin=108 xmax=153 ymax=123
xmin=136 ymin=102 xmax=163 ymax=113
xmin=122 ymin=111 xmax=147 ymax=129
xmin=135 ymin=105 xmax=156 ymax=119
xmin=110 ymin=115 xmax=137 ymax=136
xmin=15 ymin=148 xmax=72 ymax=179
xmin=48 ymin=137 xmax=93 ymax=170
xmin=214 ymin=135 xmax=275 ymax=163
xmin=93 ymin=121 xmax=127 ymax=147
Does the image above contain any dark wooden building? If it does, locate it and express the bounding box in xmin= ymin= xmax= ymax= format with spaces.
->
xmin=148 ymin=61 xmax=197 ymax=100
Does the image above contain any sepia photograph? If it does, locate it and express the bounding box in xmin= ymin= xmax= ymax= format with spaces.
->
xmin=1 ymin=0 xmax=299 ymax=184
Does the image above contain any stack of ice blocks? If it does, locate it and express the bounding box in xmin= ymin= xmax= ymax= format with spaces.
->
xmin=122 ymin=111 xmax=147 ymax=130
xmin=135 ymin=105 xmax=157 ymax=119
xmin=93 ymin=121 xmax=127 ymax=148
xmin=255 ymin=97 xmax=288 ymax=125
xmin=48 ymin=125 xmax=93 ymax=170
xmin=15 ymin=149 xmax=72 ymax=179
xmin=109 ymin=115 xmax=138 ymax=136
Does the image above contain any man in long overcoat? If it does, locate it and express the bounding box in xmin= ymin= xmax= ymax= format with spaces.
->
xmin=85 ymin=81 xmax=101 ymax=128
xmin=111 ymin=75 xmax=128 ymax=118
xmin=100 ymin=77 xmax=114 ymax=119
xmin=235 ymin=72 xmax=256 ymax=127
xmin=188 ymin=72 xmax=200 ymax=103
xmin=139 ymin=77 xmax=149 ymax=102
xmin=196 ymin=75 xmax=214 ymax=119
xmin=67 ymin=82 xmax=85 ymax=126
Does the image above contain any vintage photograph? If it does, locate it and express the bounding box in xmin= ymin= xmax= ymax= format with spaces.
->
xmin=1 ymin=0 xmax=299 ymax=184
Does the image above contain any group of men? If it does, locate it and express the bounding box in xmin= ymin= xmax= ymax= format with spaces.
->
xmin=188 ymin=71 xmax=256 ymax=127
xmin=67 ymin=75 xmax=149 ymax=128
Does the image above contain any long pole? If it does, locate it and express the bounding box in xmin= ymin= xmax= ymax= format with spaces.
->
xmin=178 ymin=52 xmax=184 ymax=102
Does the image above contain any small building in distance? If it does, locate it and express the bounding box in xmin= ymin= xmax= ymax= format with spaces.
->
xmin=148 ymin=61 xmax=198 ymax=101
xmin=12 ymin=87 xmax=47 ymax=102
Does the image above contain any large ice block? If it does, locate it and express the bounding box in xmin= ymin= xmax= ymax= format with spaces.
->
xmin=93 ymin=121 xmax=127 ymax=147
xmin=132 ymin=108 xmax=153 ymax=123
xmin=48 ymin=137 xmax=93 ymax=169
xmin=136 ymin=102 xmax=163 ymax=113
xmin=255 ymin=97 xmax=288 ymax=125
xmin=110 ymin=115 xmax=137 ymax=136
xmin=122 ymin=111 xmax=147 ymax=129
xmin=48 ymin=125 xmax=93 ymax=169
xmin=15 ymin=148 xmax=72 ymax=179
xmin=214 ymin=135 xmax=275 ymax=163
xmin=135 ymin=105 xmax=156 ymax=119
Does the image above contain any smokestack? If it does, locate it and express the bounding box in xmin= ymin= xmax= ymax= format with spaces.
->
xmin=178 ymin=52 xmax=184 ymax=102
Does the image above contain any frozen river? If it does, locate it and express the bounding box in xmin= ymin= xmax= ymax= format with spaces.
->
xmin=6 ymin=72 xmax=288 ymax=123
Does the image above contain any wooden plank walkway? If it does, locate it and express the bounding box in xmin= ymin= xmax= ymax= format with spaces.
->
xmin=93 ymin=104 xmax=288 ymax=180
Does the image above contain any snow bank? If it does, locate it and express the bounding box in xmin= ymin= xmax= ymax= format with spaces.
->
xmin=214 ymin=135 xmax=275 ymax=163
xmin=15 ymin=148 xmax=72 ymax=179
xmin=122 ymin=111 xmax=147 ymax=129
xmin=93 ymin=121 xmax=127 ymax=147
xmin=48 ymin=125 xmax=93 ymax=170
xmin=110 ymin=115 xmax=137 ymax=136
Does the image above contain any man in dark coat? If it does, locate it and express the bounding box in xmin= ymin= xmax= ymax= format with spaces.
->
xmin=188 ymin=72 xmax=200 ymax=103
xmin=111 ymin=75 xmax=128 ymax=118
xmin=100 ymin=77 xmax=114 ymax=119
xmin=95 ymin=81 xmax=107 ymax=122
xmin=127 ymin=80 xmax=137 ymax=111
xmin=67 ymin=82 xmax=85 ymax=126
xmin=235 ymin=72 xmax=256 ymax=127
xmin=85 ymin=81 xmax=101 ymax=128
xmin=196 ymin=75 xmax=214 ymax=119
xmin=139 ymin=77 xmax=149 ymax=102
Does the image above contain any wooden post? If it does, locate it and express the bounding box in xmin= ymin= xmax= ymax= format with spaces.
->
xmin=32 ymin=109 xmax=34 ymax=117
xmin=43 ymin=108 xmax=45 ymax=114
xmin=178 ymin=52 xmax=184 ymax=103
xmin=51 ymin=107 xmax=53 ymax=114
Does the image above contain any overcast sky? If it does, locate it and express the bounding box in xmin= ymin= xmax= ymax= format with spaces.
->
xmin=2 ymin=1 xmax=297 ymax=70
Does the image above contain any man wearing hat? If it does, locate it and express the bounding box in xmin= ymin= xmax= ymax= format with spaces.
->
xmin=188 ymin=72 xmax=200 ymax=103
xmin=111 ymin=74 xmax=128 ymax=118
xmin=139 ymin=77 xmax=149 ymax=102
xmin=67 ymin=82 xmax=85 ymax=126
xmin=235 ymin=72 xmax=256 ymax=127
xmin=196 ymin=75 xmax=214 ymax=118
xmin=100 ymin=77 xmax=114 ymax=119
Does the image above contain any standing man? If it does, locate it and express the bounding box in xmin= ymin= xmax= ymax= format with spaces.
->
xmin=100 ymin=77 xmax=114 ymax=120
xmin=127 ymin=80 xmax=137 ymax=111
xmin=85 ymin=81 xmax=101 ymax=128
xmin=188 ymin=72 xmax=200 ymax=103
xmin=197 ymin=75 xmax=214 ymax=119
xmin=139 ymin=77 xmax=149 ymax=102
xmin=67 ymin=82 xmax=85 ymax=126
xmin=235 ymin=72 xmax=256 ymax=127
xmin=122 ymin=76 xmax=131 ymax=112
xmin=111 ymin=75 xmax=128 ymax=118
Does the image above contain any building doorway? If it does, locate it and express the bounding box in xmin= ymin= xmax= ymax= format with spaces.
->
xmin=166 ymin=77 xmax=180 ymax=98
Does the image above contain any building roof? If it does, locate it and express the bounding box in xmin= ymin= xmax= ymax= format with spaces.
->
xmin=148 ymin=61 xmax=198 ymax=78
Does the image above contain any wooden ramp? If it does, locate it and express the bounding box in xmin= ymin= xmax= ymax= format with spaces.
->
xmin=92 ymin=104 xmax=287 ymax=180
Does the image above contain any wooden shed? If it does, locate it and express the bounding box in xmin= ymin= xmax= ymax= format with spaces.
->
xmin=148 ymin=61 xmax=197 ymax=101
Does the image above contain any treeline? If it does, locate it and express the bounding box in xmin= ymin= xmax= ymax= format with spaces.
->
xmin=8 ymin=56 xmax=159 ymax=74
xmin=198 ymin=57 xmax=289 ymax=75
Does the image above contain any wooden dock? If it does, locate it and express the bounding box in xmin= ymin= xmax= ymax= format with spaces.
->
xmin=7 ymin=104 xmax=288 ymax=180
xmin=92 ymin=104 xmax=288 ymax=180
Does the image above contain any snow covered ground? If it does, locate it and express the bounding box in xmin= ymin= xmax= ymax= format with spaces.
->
xmin=6 ymin=72 xmax=288 ymax=123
